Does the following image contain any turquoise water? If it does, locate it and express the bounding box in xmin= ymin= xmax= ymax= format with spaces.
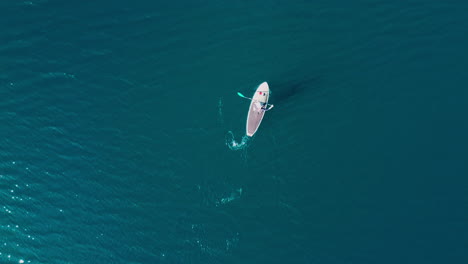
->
xmin=1 ymin=0 xmax=468 ymax=263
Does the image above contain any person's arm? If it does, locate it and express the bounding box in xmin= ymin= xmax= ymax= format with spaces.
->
xmin=263 ymin=104 xmax=274 ymax=111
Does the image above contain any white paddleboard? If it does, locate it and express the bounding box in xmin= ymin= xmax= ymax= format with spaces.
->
xmin=246 ymin=82 xmax=270 ymax=137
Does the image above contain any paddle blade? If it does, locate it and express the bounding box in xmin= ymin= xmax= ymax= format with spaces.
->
xmin=237 ymin=92 xmax=245 ymax=98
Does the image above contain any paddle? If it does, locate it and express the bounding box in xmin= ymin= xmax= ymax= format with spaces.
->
xmin=237 ymin=92 xmax=252 ymax=100
xmin=237 ymin=92 xmax=274 ymax=110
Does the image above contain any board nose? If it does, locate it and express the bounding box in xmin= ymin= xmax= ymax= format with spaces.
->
xmin=259 ymin=81 xmax=269 ymax=91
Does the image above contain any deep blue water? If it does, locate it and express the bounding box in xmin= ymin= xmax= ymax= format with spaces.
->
xmin=1 ymin=0 xmax=468 ymax=263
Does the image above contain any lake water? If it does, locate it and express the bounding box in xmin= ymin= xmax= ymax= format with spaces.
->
xmin=1 ymin=0 xmax=467 ymax=263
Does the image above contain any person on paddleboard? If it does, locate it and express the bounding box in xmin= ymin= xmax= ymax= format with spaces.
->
xmin=261 ymin=102 xmax=274 ymax=111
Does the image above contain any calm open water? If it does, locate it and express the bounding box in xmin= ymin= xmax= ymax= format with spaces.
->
xmin=1 ymin=0 xmax=467 ymax=263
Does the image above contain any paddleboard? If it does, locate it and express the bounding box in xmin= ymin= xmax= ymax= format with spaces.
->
xmin=246 ymin=82 xmax=270 ymax=137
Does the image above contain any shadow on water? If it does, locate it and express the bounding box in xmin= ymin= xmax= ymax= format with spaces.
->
xmin=269 ymin=73 xmax=324 ymax=105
